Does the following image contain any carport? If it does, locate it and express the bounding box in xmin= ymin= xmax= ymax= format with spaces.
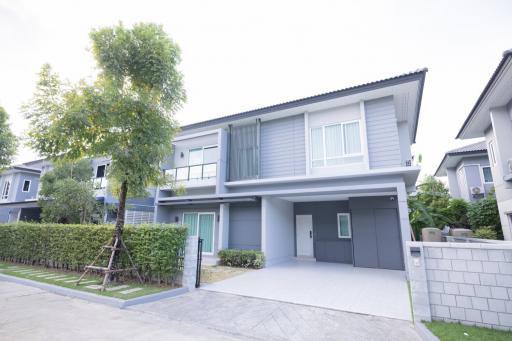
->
xmin=202 ymin=260 xmax=412 ymax=321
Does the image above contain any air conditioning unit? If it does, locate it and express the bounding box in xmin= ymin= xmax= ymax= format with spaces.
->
xmin=470 ymin=186 xmax=484 ymax=196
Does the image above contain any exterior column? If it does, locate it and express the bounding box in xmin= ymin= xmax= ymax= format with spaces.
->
xmin=396 ymin=182 xmax=412 ymax=275
xmin=182 ymin=235 xmax=199 ymax=291
xmin=218 ymin=203 xmax=230 ymax=251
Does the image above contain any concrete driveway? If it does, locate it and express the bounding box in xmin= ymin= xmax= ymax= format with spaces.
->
xmin=202 ymin=260 xmax=412 ymax=321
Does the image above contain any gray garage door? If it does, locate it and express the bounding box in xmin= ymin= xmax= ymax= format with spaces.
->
xmin=229 ymin=203 xmax=261 ymax=250
xmin=351 ymin=208 xmax=404 ymax=270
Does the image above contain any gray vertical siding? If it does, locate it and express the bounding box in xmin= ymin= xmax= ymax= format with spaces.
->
xmin=229 ymin=124 xmax=259 ymax=181
xmin=365 ymin=97 xmax=402 ymax=169
xmin=229 ymin=202 xmax=261 ymax=250
xmin=294 ymin=201 xmax=352 ymax=264
xmin=260 ymin=115 xmax=306 ymax=178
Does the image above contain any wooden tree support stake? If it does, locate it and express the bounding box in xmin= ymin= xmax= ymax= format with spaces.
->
xmin=76 ymin=236 xmax=143 ymax=291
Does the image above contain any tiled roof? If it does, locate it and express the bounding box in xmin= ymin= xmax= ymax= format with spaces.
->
xmin=181 ymin=68 xmax=428 ymax=133
xmin=446 ymin=141 xmax=487 ymax=154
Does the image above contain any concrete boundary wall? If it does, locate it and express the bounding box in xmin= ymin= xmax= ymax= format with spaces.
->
xmin=407 ymin=241 xmax=512 ymax=330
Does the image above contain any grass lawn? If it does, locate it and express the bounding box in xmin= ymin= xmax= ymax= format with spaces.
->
xmin=425 ymin=321 xmax=512 ymax=341
xmin=0 ymin=261 xmax=174 ymax=300
xmin=200 ymin=265 xmax=252 ymax=284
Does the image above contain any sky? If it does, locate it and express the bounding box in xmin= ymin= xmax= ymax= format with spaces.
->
xmin=1 ymin=0 xmax=511 ymax=179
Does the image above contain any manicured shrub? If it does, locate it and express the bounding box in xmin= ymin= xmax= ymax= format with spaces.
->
xmin=446 ymin=198 xmax=469 ymax=228
xmin=473 ymin=227 xmax=498 ymax=240
xmin=0 ymin=222 xmax=187 ymax=284
xmin=467 ymin=194 xmax=502 ymax=239
xmin=218 ymin=249 xmax=265 ymax=269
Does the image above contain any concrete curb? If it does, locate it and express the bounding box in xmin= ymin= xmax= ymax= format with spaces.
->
xmin=415 ymin=322 xmax=440 ymax=341
xmin=0 ymin=273 xmax=188 ymax=308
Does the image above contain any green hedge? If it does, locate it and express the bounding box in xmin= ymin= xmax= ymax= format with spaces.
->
xmin=0 ymin=222 xmax=187 ymax=284
xmin=218 ymin=249 xmax=265 ymax=269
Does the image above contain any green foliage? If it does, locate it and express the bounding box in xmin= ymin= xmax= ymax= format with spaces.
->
xmin=446 ymin=198 xmax=470 ymax=228
xmin=467 ymin=193 xmax=502 ymax=238
xmin=0 ymin=106 xmax=17 ymax=170
xmin=473 ymin=227 xmax=498 ymax=240
xmin=408 ymin=175 xmax=451 ymax=239
xmin=38 ymin=160 xmax=101 ymax=224
xmin=218 ymin=249 xmax=265 ymax=269
xmin=0 ymin=223 xmax=187 ymax=284
xmin=24 ymin=23 xmax=186 ymax=234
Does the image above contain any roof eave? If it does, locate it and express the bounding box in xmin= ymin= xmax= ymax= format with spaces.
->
xmin=456 ymin=51 xmax=512 ymax=139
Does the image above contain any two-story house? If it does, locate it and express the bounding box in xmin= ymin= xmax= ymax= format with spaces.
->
xmin=435 ymin=141 xmax=494 ymax=201
xmin=0 ymin=159 xmax=47 ymax=223
xmin=0 ymin=157 xmax=156 ymax=224
xmin=457 ymin=49 xmax=512 ymax=240
xmin=155 ymin=69 xmax=427 ymax=269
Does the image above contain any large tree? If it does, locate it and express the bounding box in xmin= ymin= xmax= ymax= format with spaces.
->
xmin=38 ymin=159 xmax=103 ymax=224
xmin=25 ymin=23 xmax=185 ymax=262
xmin=0 ymin=106 xmax=17 ymax=169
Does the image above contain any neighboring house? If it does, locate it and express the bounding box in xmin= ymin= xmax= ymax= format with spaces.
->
xmin=0 ymin=159 xmax=47 ymax=223
xmin=155 ymin=69 xmax=428 ymax=269
xmin=457 ymin=49 xmax=512 ymax=240
xmin=0 ymin=157 xmax=156 ymax=224
xmin=435 ymin=141 xmax=494 ymax=201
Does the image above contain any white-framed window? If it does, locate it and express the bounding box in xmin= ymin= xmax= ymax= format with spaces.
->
xmin=188 ymin=145 xmax=218 ymax=166
xmin=337 ymin=213 xmax=352 ymax=239
xmin=96 ymin=164 xmax=108 ymax=178
xmin=482 ymin=166 xmax=493 ymax=183
xmin=22 ymin=180 xmax=31 ymax=192
xmin=310 ymin=120 xmax=363 ymax=167
xmin=1 ymin=181 xmax=10 ymax=200
xmin=488 ymin=140 xmax=497 ymax=165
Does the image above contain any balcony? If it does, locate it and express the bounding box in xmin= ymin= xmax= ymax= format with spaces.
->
xmin=93 ymin=177 xmax=108 ymax=197
xmin=162 ymin=163 xmax=217 ymax=189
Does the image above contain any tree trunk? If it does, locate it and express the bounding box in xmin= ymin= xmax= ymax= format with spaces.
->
xmin=110 ymin=180 xmax=128 ymax=279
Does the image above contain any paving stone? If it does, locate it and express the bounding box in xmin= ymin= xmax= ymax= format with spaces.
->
xmin=54 ymin=277 xmax=76 ymax=282
xmin=491 ymin=286 xmax=509 ymax=300
xmin=44 ymin=275 xmax=68 ymax=280
xmin=425 ymin=258 xmax=437 ymax=270
xmin=79 ymin=280 xmax=99 ymax=285
xmin=479 ymin=273 xmax=496 ymax=286
xmin=85 ymin=285 xmax=103 ymax=290
xmin=472 ymin=249 xmax=489 ymax=261
xmin=444 ymin=282 xmax=459 ymax=295
xmin=458 ymin=284 xmax=475 ymax=296
xmin=488 ymin=299 xmax=506 ymax=312
xmin=466 ymin=261 xmax=483 ymax=273
xmin=482 ymin=261 xmax=500 ymax=274
xmin=488 ymin=250 xmax=506 ymax=262
xmin=465 ymin=309 xmax=482 ymax=323
xmin=470 ymin=297 xmax=488 ymax=310
xmin=64 ymin=279 xmax=80 ymax=283
xmin=429 ymin=281 xmax=444 ymax=293
xmin=120 ymin=287 xmax=144 ymax=295
xmin=456 ymin=249 xmax=473 ymax=260
xmin=449 ymin=271 xmax=464 ymax=283
xmin=463 ymin=272 xmax=480 ymax=285
xmin=451 ymin=260 xmax=467 ymax=272
xmin=36 ymin=274 xmax=56 ymax=278
xmin=441 ymin=294 xmax=456 ymax=306
xmin=449 ymin=307 xmax=465 ymax=320
xmin=106 ymin=285 xmax=130 ymax=292
xmin=474 ymin=285 xmax=492 ymax=298
xmin=482 ymin=311 xmax=499 ymax=325
xmin=498 ymin=262 xmax=512 ymax=275
xmin=498 ymin=313 xmax=512 ymax=327
xmin=455 ymin=295 xmax=472 ymax=308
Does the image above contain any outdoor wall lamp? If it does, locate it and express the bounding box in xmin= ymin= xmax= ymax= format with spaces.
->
xmin=180 ymin=152 xmax=184 ymax=158
xmin=174 ymin=216 xmax=179 ymax=222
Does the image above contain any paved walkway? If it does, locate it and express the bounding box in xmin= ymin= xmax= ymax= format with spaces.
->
xmin=0 ymin=281 xmax=243 ymax=341
xmin=132 ymin=290 xmax=421 ymax=341
xmin=202 ymin=260 xmax=412 ymax=320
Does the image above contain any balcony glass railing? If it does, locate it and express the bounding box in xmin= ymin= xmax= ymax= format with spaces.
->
xmin=93 ymin=177 xmax=108 ymax=189
xmin=165 ymin=163 xmax=217 ymax=181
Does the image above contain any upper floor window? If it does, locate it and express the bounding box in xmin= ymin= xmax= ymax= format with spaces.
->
xmin=188 ymin=146 xmax=218 ymax=166
xmin=22 ymin=180 xmax=31 ymax=192
xmin=310 ymin=120 xmax=363 ymax=167
xmin=96 ymin=164 xmax=108 ymax=178
xmin=488 ymin=140 xmax=497 ymax=165
xmin=1 ymin=181 xmax=10 ymax=199
xmin=482 ymin=166 xmax=493 ymax=183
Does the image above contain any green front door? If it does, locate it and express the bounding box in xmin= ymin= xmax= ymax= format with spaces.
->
xmin=198 ymin=213 xmax=214 ymax=253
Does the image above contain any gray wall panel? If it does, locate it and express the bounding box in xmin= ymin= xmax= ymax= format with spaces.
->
xmin=229 ymin=202 xmax=261 ymax=250
xmin=260 ymin=115 xmax=306 ymax=178
xmin=365 ymin=97 xmax=402 ymax=169
xmin=294 ymin=201 xmax=352 ymax=264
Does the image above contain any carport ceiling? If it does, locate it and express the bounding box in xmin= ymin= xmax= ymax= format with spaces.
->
xmin=280 ymin=191 xmax=397 ymax=202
